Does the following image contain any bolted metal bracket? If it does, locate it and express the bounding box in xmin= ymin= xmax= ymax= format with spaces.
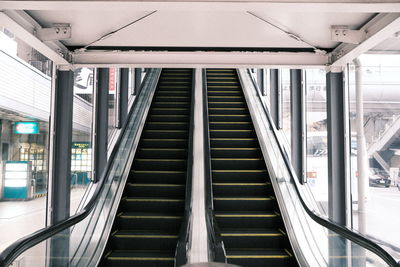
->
xmin=331 ymin=25 xmax=366 ymax=44
xmin=37 ymin=23 xmax=71 ymax=41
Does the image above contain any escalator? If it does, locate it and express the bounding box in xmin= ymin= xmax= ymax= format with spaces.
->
xmin=101 ymin=69 xmax=193 ymax=267
xmin=206 ymin=69 xmax=297 ymax=267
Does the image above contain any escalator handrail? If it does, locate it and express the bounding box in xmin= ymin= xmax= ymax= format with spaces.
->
xmin=241 ymin=69 xmax=400 ymax=267
xmin=0 ymin=69 xmax=161 ymax=267
xmin=175 ymin=69 xmax=196 ymax=266
xmin=202 ymin=69 xmax=226 ymax=262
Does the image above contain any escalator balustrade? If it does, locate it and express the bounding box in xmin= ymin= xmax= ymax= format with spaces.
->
xmin=101 ymin=69 xmax=193 ymax=267
xmin=206 ymin=69 xmax=297 ymax=267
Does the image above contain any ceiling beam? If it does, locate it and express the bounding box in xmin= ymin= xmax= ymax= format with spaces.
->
xmin=0 ymin=11 xmax=71 ymax=66
xmin=1 ymin=1 xmax=400 ymax=13
xmin=330 ymin=13 xmax=400 ymax=67
xmin=71 ymin=50 xmax=328 ymax=69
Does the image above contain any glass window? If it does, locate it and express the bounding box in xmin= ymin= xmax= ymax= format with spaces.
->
xmin=71 ymin=68 xmax=94 ymax=215
xmin=281 ymin=69 xmax=291 ymax=148
xmin=349 ymin=51 xmax=400 ymax=258
xmin=0 ymin=28 xmax=52 ymax=250
xmin=305 ymin=69 xmax=328 ymax=215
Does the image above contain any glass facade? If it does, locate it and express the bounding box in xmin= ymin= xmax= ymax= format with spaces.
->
xmin=0 ymin=28 xmax=52 ymax=251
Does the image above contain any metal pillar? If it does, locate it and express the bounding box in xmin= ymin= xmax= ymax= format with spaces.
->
xmin=326 ymin=70 xmax=349 ymax=266
xmin=257 ymin=69 xmax=266 ymax=96
xmin=290 ymin=69 xmax=306 ymax=183
xmin=48 ymin=69 xmax=74 ymax=267
xmin=134 ymin=68 xmax=142 ymax=95
xmin=93 ymin=68 xmax=109 ymax=182
xmin=119 ymin=68 xmax=129 ymax=128
xmin=270 ymin=69 xmax=281 ymax=129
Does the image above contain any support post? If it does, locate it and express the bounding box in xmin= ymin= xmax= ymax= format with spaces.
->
xmin=48 ymin=69 xmax=74 ymax=267
xmin=93 ymin=68 xmax=109 ymax=182
xmin=270 ymin=69 xmax=281 ymax=129
xmin=257 ymin=69 xmax=266 ymax=96
xmin=290 ymin=69 xmax=306 ymax=183
xmin=134 ymin=68 xmax=142 ymax=95
xmin=326 ymin=70 xmax=349 ymax=266
xmin=119 ymin=68 xmax=129 ymax=127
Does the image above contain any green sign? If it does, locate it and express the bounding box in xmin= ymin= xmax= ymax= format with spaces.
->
xmin=72 ymin=142 xmax=91 ymax=149
xmin=14 ymin=122 xmax=39 ymax=134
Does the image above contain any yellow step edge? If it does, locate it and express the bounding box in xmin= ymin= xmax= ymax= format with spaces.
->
xmin=119 ymin=215 xmax=183 ymax=219
xmin=209 ymin=121 xmax=251 ymax=124
xmin=211 ymin=158 xmax=263 ymax=161
xmin=158 ymin=86 xmax=189 ymax=88
xmin=208 ymin=96 xmax=242 ymax=98
xmin=124 ymin=198 xmax=184 ymax=202
xmin=144 ymin=130 xmax=186 ymax=132
xmin=226 ymin=255 xmax=289 ymax=259
xmin=209 ymin=108 xmax=246 ymax=110
xmin=209 ymin=114 xmax=248 ymax=117
xmin=135 ymin=159 xmax=186 ymax=162
xmin=215 ymin=214 xmax=277 ymax=218
xmin=211 ymin=148 xmax=259 ymax=150
xmin=132 ymin=170 xmax=185 ymax=174
xmin=208 ymin=102 xmax=244 ymax=104
xmin=213 ymin=183 xmax=268 ymax=186
xmin=221 ymin=233 xmax=283 ymax=237
xmin=214 ymin=197 xmax=271 ymax=201
xmin=152 ymin=108 xmax=189 ymax=110
xmin=114 ymin=234 xmax=178 ymax=238
xmin=156 ymin=96 xmax=189 ymax=99
xmin=210 ymin=130 xmax=252 ymax=132
xmin=207 ymin=82 xmax=239 ymax=84
xmin=141 ymin=148 xmax=186 ymax=151
xmin=212 ymin=170 xmax=266 ymax=173
xmin=210 ymin=138 xmax=256 ymax=140
xmin=107 ymin=257 xmax=174 ymax=261
xmin=151 ymin=114 xmax=188 ymax=117
xmin=129 ymin=183 xmax=184 ymax=187
xmin=142 ymin=138 xmax=187 ymax=141
xmin=207 ymin=86 xmax=240 ymax=88
xmin=147 ymin=122 xmax=188 ymax=124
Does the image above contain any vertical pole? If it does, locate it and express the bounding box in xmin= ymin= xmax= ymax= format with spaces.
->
xmin=327 ymin=69 xmax=349 ymax=266
xmin=135 ymin=68 xmax=142 ymax=95
xmin=290 ymin=69 xmax=306 ymax=183
xmin=48 ymin=69 xmax=74 ymax=267
xmin=270 ymin=69 xmax=281 ymax=129
xmin=119 ymin=68 xmax=129 ymax=127
xmin=93 ymin=68 xmax=109 ymax=182
xmin=257 ymin=69 xmax=266 ymax=96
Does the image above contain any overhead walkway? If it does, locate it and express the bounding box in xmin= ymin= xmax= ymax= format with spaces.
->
xmin=205 ymin=69 xmax=296 ymax=266
xmin=0 ymin=68 xmax=398 ymax=267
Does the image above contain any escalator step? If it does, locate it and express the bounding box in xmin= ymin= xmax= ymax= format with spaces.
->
xmin=211 ymin=169 xmax=267 ymax=183
xmin=130 ymin=170 xmax=186 ymax=183
xmin=226 ymin=249 xmax=293 ymax=267
xmin=111 ymin=230 xmax=179 ymax=250
xmin=133 ymin=159 xmax=187 ymax=171
xmin=116 ymin=212 xmax=183 ymax=231
xmin=211 ymin=158 xmax=265 ymax=170
xmin=127 ymin=183 xmax=185 ymax=198
xmin=136 ymin=148 xmax=187 ymax=159
xmin=221 ymin=229 xmax=286 ymax=249
xmin=210 ymin=147 xmax=262 ymax=158
xmin=212 ymin=182 xmax=271 ymax=196
xmin=105 ymin=250 xmax=175 ymax=267
xmin=215 ymin=212 xmax=281 ymax=229
xmin=213 ymin=196 xmax=275 ymax=211
xmin=121 ymin=197 xmax=184 ymax=213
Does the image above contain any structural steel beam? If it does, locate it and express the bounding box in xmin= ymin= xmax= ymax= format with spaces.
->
xmin=1 ymin=1 xmax=400 ymax=13
xmin=119 ymin=68 xmax=129 ymax=128
xmin=269 ymin=69 xmax=281 ymax=129
xmin=72 ymin=51 xmax=328 ymax=68
xmin=330 ymin=13 xmax=400 ymax=67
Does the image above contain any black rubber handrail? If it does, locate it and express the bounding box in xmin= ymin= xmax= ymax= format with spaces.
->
xmin=242 ymin=69 xmax=400 ymax=267
xmin=0 ymin=69 xmax=161 ymax=267
xmin=175 ymin=69 xmax=196 ymax=266
xmin=202 ymin=69 xmax=226 ymax=262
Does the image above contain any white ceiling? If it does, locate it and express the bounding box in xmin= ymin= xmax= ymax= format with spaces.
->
xmin=26 ymin=9 xmax=373 ymax=49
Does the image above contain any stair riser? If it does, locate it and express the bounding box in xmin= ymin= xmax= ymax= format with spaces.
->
xmin=208 ymin=109 xmax=248 ymax=115
xmin=208 ymin=115 xmax=250 ymax=122
xmin=222 ymin=235 xmax=285 ymax=249
xmin=211 ymin=139 xmax=258 ymax=148
xmin=208 ymin=97 xmax=244 ymax=102
xmin=209 ymin=123 xmax=252 ymax=130
xmin=105 ymin=259 xmax=174 ymax=267
xmin=211 ymin=160 xmax=265 ymax=170
xmin=211 ymin=149 xmax=262 ymax=158
xmin=214 ymin=199 xmax=274 ymax=211
xmin=210 ymin=131 xmax=255 ymax=138
xmin=212 ymin=172 xmax=267 ymax=183
xmin=130 ymin=172 xmax=186 ymax=184
xmin=208 ymin=102 xmax=246 ymax=109
xmin=133 ymin=160 xmax=187 ymax=171
xmin=208 ymin=91 xmax=241 ymax=96
xmin=136 ymin=149 xmax=187 ymax=159
xmin=216 ymin=216 xmax=281 ymax=229
xmin=140 ymin=140 xmax=188 ymax=149
xmin=155 ymin=97 xmax=190 ymax=102
xmin=127 ymin=186 xmax=185 ymax=198
xmin=150 ymin=109 xmax=190 ymax=115
xmin=153 ymin=103 xmax=190 ymax=108
xmin=227 ymin=257 xmax=292 ymax=267
xmin=148 ymin=115 xmax=189 ymax=123
xmin=145 ymin=123 xmax=189 ymax=130
xmin=142 ymin=131 xmax=189 ymax=139
xmin=121 ymin=200 xmax=184 ymax=213
xmin=111 ymin=236 xmax=178 ymax=251
xmin=117 ymin=217 xmax=182 ymax=232
xmin=213 ymin=185 xmax=271 ymax=196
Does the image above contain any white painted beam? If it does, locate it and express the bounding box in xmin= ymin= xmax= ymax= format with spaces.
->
xmin=72 ymin=51 xmax=328 ymax=68
xmin=330 ymin=13 xmax=400 ymax=67
xmin=1 ymin=1 xmax=400 ymax=13
xmin=0 ymin=12 xmax=70 ymax=66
